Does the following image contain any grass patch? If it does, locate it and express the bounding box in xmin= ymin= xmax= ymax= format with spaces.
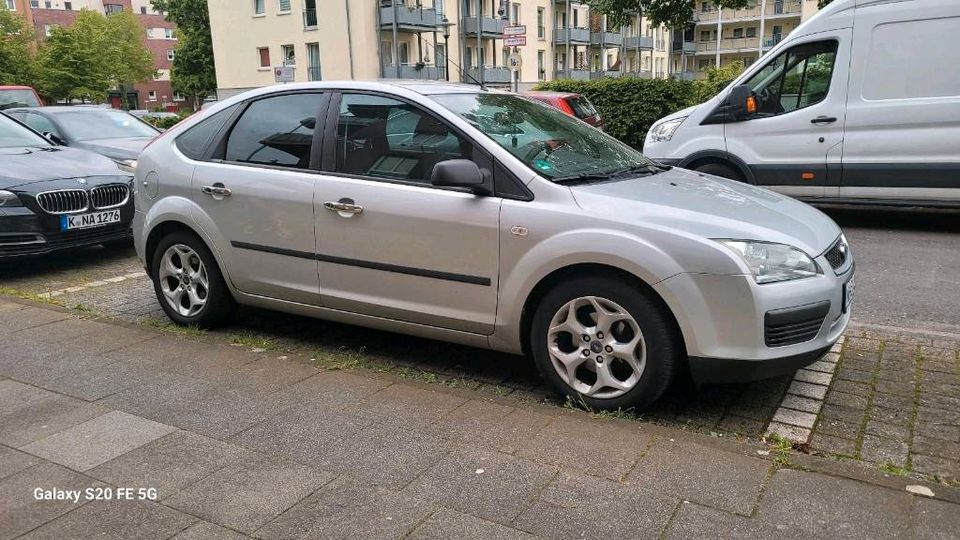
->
xmin=230 ymin=331 xmax=277 ymax=350
xmin=563 ymin=395 xmax=639 ymax=420
xmin=140 ymin=317 xmax=207 ymax=337
xmin=0 ymin=286 xmax=65 ymax=306
xmin=766 ymin=433 xmax=795 ymax=467
xmin=879 ymin=462 xmax=910 ymax=477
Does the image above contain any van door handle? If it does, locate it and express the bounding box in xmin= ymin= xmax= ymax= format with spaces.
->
xmin=201 ymin=184 xmax=232 ymax=197
xmin=323 ymin=201 xmax=364 ymax=215
xmin=811 ymin=116 xmax=837 ymax=125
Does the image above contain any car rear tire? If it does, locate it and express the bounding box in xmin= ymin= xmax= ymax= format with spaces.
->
xmin=151 ymin=231 xmax=234 ymax=328
xmin=530 ymin=275 xmax=681 ymax=411
xmin=694 ymin=162 xmax=743 ymax=182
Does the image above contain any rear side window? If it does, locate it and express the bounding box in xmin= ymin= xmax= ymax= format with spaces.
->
xmin=224 ymin=93 xmax=323 ymax=169
xmin=863 ymin=17 xmax=960 ymax=100
xmin=566 ymin=96 xmax=597 ymax=119
xmin=175 ymin=105 xmax=237 ymax=160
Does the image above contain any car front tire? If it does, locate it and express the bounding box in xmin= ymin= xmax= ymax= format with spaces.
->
xmin=530 ymin=275 xmax=682 ymax=411
xmin=151 ymin=231 xmax=234 ymax=327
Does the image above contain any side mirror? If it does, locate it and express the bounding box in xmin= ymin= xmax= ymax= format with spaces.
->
xmin=43 ymin=132 xmax=66 ymax=146
xmin=727 ymin=84 xmax=757 ymax=121
xmin=431 ymin=159 xmax=492 ymax=196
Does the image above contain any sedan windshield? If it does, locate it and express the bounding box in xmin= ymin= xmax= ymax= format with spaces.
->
xmin=432 ymin=93 xmax=654 ymax=182
xmin=0 ymin=113 xmax=50 ymax=148
xmin=53 ymin=110 xmax=159 ymax=141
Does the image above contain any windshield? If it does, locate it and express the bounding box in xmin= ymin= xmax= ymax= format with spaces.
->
xmin=432 ymin=93 xmax=653 ymax=182
xmin=0 ymin=113 xmax=50 ymax=148
xmin=53 ymin=110 xmax=159 ymax=141
xmin=0 ymin=89 xmax=41 ymax=110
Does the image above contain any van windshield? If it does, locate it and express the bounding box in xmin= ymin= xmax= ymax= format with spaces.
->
xmin=433 ymin=92 xmax=654 ymax=183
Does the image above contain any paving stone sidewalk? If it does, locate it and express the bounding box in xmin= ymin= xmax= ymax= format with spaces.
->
xmin=1 ymin=298 xmax=958 ymax=539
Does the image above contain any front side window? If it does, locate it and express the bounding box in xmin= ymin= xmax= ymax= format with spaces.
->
xmin=224 ymin=93 xmax=323 ymax=169
xmin=334 ymin=93 xmax=472 ymax=184
xmin=19 ymin=113 xmax=60 ymax=138
xmin=434 ymin=93 xmax=654 ymax=182
xmin=744 ymin=40 xmax=838 ymax=117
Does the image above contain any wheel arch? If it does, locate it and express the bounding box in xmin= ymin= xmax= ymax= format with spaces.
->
xmin=680 ymin=150 xmax=755 ymax=184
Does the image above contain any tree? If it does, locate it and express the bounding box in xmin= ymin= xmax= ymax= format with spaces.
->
xmin=0 ymin=5 xmax=37 ymax=86
xmin=585 ymin=0 xmax=752 ymax=29
xmin=151 ymin=0 xmax=216 ymax=110
xmin=105 ymin=9 xmax=155 ymax=106
xmin=692 ymin=59 xmax=744 ymax=101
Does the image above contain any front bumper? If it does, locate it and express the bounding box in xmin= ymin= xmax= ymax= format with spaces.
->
xmin=0 ymin=205 xmax=133 ymax=260
xmin=654 ymin=253 xmax=853 ymax=384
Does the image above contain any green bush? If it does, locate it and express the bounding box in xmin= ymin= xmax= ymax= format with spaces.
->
xmin=142 ymin=114 xmax=186 ymax=129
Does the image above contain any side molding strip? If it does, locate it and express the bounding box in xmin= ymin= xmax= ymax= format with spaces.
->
xmin=231 ymin=241 xmax=491 ymax=286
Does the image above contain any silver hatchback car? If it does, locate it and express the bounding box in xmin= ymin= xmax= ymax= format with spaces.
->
xmin=133 ymin=81 xmax=854 ymax=410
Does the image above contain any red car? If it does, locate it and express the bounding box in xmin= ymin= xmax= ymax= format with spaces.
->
xmin=523 ymin=91 xmax=603 ymax=129
xmin=0 ymin=86 xmax=43 ymax=110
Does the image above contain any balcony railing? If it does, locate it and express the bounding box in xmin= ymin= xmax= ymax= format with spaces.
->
xmin=696 ymin=0 xmax=801 ymax=23
xmin=303 ymin=8 xmax=317 ymax=29
xmin=763 ymin=33 xmax=785 ymax=49
xmin=673 ymin=71 xmax=699 ymax=81
xmin=462 ymin=16 xmax=505 ymax=37
xmin=590 ymin=31 xmax=622 ymax=47
xmin=307 ymin=66 xmax=321 ymax=81
xmin=466 ymin=66 xmax=511 ymax=84
xmin=555 ymin=69 xmax=590 ymax=81
xmin=382 ymin=62 xmax=442 ymax=80
xmin=697 ymin=37 xmax=761 ymax=53
xmin=623 ymin=70 xmax=653 ymax=79
xmin=553 ymin=27 xmax=590 ymax=44
xmin=379 ymin=2 xmax=439 ymax=30
xmin=624 ymin=35 xmax=654 ymax=49
xmin=589 ymin=69 xmax=622 ymax=79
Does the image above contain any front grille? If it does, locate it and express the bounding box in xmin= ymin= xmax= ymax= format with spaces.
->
xmin=824 ymin=238 xmax=848 ymax=271
xmin=36 ymin=189 xmax=89 ymax=214
xmin=90 ymin=184 xmax=129 ymax=209
xmin=764 ymin=301 xmax=831 ymax=347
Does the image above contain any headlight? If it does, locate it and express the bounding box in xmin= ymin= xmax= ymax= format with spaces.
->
xmin=647 ymin=117 xmax=686 ymax=143
xmin=113 ymin=159 xmax=137 ymax=173
xmin=0 ymin=190 xmax=23 ymax=208
xmin=715 ymin=240 xmax=820 ymax=284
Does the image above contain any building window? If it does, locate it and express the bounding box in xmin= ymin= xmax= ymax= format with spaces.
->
xmin=701 ymin=1 xmax=712 ymax=12
xmin=537 ymin=50 xmax=545 ymax=80
xmin=104 ymin=3 xmax=123 ymax=14
xmin=306 ymin=42 xmax=320 ymax=81
xmin=173 ymin=92 xmax=184 ymax=101
xmin=537 ymin=7 xmax=544 ymax=39
xmin=511 ymin=2 xmax=519 ymax=24
xmin=253 ymin=0 xmax=264 ymax=16
xmin=140 ymin=6 xmax=146 ymax=14
xmin=746 ymin=27 xmax=756 ymax=38
xmin=5 ymin=0 xmax=15 ymax=9
xmin=700 ymin=30 xmax=711 ymax=41
xmin=44 ymin=24 xmax=54 ymax=36
xmin=64 ymin=1 xmax=71 ymax=9
xmin=257 ymin=47 xmax=270 ymax=68
xmin=278 ymin=0 xmax=290 ymax=13
xmin=281 ymin=44 xmax=295 ymax=65
xmin=148 ymin=90 xmax=157 ymax=101
xmin=166 ymin=50 xmax=175 ymax=60
xmin=165 ymin=28 xmax=175 ymax=39
xmin=43 ymin=0 xmax=49 ymax=7
xmin=30 ymin=0 xmax=38 ymax=7
xmin=732 ymin=27 xmax=743 ymax=38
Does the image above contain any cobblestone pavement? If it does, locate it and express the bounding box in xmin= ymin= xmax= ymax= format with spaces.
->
xmin=1 ymin=300 xmax=958 ymax=539
xmin=2 ymin=242 xmax=959 ymax=485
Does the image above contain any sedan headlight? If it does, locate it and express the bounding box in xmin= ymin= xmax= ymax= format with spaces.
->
xmin=113 ymin=159 xmax=138 ymax=173
xmin=716 ymin=240 xmax=820 ymax=284
xmin=0 ymin=190 xmax=23 ymax=208
xmin=647 ymin=117 xmax=686 ymax=143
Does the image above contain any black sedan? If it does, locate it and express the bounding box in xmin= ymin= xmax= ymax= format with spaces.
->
xmin=4 ymin=106 xmax=160 ymax=172
xmin=0 ymin=113 xmax=134 ymax=259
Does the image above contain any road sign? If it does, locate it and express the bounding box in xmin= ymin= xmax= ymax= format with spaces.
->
xmin=507 ymin=52 xmax=523 ymax=71
xmin=504 ymin=35 xmax=527 ymax=46
xmin=274 ymin=65 xmax=295 ymax=83
xmin=503 ymin=25 xmax=526 ymax=36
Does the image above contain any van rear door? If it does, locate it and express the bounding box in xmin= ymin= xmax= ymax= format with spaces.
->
xmin=840 ymin=0 xmax=960 ymax=205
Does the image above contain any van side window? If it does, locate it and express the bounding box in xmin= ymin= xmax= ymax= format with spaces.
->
xmin=744 ymin=40 xmax=838 ymax=117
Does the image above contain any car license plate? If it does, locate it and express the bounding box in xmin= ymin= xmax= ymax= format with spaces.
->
xmin=60 ymin=209 xmax=121 ymax=231
xmin=843 ymin=276 xmax=855 ymax=313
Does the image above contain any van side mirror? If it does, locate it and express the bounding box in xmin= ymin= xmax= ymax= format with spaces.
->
xmin=727 ymin=85 xmax=757 ymax=121
xmin=431 ymin=159 xmax=492 ymax=196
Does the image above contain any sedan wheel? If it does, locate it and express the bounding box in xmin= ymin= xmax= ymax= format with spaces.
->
xmin=151 ymin=230 xmax=234 ymax=327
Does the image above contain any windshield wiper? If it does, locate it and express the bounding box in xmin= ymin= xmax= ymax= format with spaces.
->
xmin=552 ymin=164 xmax=665 ymax=185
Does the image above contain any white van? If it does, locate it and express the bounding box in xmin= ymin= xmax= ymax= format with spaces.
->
xmin=644 ymin=0 xmax=960 ymax=207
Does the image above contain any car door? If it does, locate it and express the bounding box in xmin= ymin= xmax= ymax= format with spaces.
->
xmin=313 ymin=91 xmax=501 ymax=334
xmin=723 ymin=31 xmax=851 ymax=199
xmin=191 ymin=91 xmax=327 ymax=305
xmin=840 ymin=0 xmax=960 ymax=203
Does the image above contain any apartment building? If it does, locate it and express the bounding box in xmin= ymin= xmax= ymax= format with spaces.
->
xmin=680 ymin=0 xmax=820 ymax=76
xmin=207 ymin=0 xmax=675 ymax=99
xmin=6 ymin=0 xmax=181 ymax=110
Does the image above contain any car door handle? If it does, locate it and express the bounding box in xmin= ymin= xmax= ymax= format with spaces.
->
xmin=201 ymin=184 xmax=232 ymax=197
xmin=323 ymin=201 xmax=364 ymax=215
xmin=810 ymin=116 xmax=837 ymax=125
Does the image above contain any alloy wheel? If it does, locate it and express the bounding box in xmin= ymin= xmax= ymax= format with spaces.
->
xmin=158 ymin=244 xmax=209 ymax=318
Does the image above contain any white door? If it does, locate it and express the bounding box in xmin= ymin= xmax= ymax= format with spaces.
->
xmin=723 ymin=30 xmax=852 ymax=199
xmin=313 ymin=92 xmax=501 ymax=334
xmin=192 ymin=92 xmax=326 ymax=305
xmin=840 ymin=0 xmax=960 ymax=203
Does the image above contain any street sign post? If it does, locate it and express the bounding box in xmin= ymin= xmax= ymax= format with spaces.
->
xmin=503 ymin=24 xmax=526 ymax=36
xmin=507 ymin=51 xmax=522 ymax=93
xmin=274 ymin=66 xmax=295 ymax=83
xmin=503 ymin=35 xmax=526 ymax=46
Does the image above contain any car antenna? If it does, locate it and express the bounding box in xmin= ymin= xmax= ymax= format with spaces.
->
xmin=419 ymin=39 xmax=486 ymax=91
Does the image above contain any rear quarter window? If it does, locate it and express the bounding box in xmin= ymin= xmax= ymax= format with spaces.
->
xmin=863 ymin=17 xmax=960 ymax=100
xmin=174 ymin=105 xmax=238 ymax=160
xmin=566 ymin=96 xmax=597 ymax=119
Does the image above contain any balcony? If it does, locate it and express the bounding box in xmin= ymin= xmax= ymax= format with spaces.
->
xmin=382 ymin=62 xmax=442 ymax=80
xmin=466 ymin=66 xmax=511 ymax=84
xmin=763 ymin=33 xmax=785 ymax=49
xmin=673 ymin=71 xmax=699 ymax=81
xmin=590 ymin=31 xmax=622 ymax=48
xmin=462 ymin=16 xmax=505 ymax=37
xmin=695 ymin=1 xmax=801 ymax=23
xmin=696 ymin=37 xmax=761 ymax=53
xmin=624 ymin=35 xmax=654 ymax=49
xmin=555 ymin=69 xmax=590 ymax=81
xmin=554 ymin=27 xmax=590 ymax=44
xmin=303 ymin=8 xmax=317 ymax=29
xmin=623 ymin=70 xmax=652 ymax=79
xmin=589 ymin=69 xmax=622 ymax=79
xmin=379 ymin=2 xmax=439 ymax=30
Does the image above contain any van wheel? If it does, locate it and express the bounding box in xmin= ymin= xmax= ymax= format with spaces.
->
xmin=151 ymin=231 xmax=234 ymax=328
xmin=695 ymin=162 xmax=743 ymax=182
xmin=529 ymin=276 xmax=681 ymax=411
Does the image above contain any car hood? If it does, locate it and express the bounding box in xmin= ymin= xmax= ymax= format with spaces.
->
xmin=570 ymin=167 xmax=841 ymax=257
xmin=0 ymin=146 xmax=124 ymax=189
xmin=71 ymin=137 xmax=153 ymax=160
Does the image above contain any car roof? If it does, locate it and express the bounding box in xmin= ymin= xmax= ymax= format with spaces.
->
xmin=523 ymin=91 xmax=578 ymax=98
xmin=0 ymin=86 xmax=37 ymax=90
xmin=5 ymin=106 xmax=130 ymax=114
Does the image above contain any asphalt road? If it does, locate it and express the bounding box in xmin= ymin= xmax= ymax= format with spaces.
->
xmin=822 ymin=207 xmax=960 ymax=335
